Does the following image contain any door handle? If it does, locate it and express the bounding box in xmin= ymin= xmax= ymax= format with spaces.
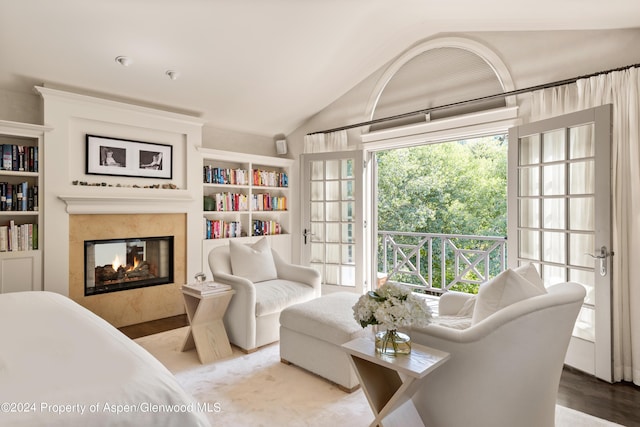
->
xmin=586 ymin=246 xmax=613 ymax=277
xmin=303 ymin=228 xmax=313 ymax=245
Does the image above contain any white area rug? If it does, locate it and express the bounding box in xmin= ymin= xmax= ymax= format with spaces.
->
xmin=135 ymin=327 xmax=624 ymax=427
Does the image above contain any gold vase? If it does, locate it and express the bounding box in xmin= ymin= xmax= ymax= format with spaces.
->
xmin=375 ymin=329 xmax=411 ymax=356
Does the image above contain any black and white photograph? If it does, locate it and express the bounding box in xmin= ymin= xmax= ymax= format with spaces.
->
xmin=100 ymin=146 xmax=126 ymax=168
xmin=86 ymin=135 xmax=173 ymax=179
xmin=139 ymin=150 xmax=163 ymax=170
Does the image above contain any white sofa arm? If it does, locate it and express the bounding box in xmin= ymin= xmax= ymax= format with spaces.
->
xmin=211 ymin=271 xmax=258 ymax=351
xmin=272 ymin=250 xmax=321 ymax=296
xmin=212 ymin=271 xmax=256 ymax=297
xmin=438 ymin=291 xmax=475 ymax=316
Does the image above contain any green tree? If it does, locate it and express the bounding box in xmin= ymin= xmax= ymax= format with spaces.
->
xmin=377 ymin=135 xmax=507 ymax=293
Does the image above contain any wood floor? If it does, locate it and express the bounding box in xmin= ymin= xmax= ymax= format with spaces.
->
xmin=120 ymin=315 xmax=640 ymax=427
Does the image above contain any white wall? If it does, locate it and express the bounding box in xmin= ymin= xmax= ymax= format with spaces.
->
xmin=203 ymin=125 xmax=279 ymax=157
xmin=0 ymin=88 xmax=41 ymax=125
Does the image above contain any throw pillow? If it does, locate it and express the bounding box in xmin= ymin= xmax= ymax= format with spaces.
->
xmin=456 ymin=295 xmax=477 ymax=317
xmin=514 ymin=262 xmax=546 ymax=292
xmin=471 ymin=268 xmax=546 ymax=324
xmin=229 ymin=237 xmax=278 ymax=283
xmin=454 ymin=264 xmax=543 ymax=318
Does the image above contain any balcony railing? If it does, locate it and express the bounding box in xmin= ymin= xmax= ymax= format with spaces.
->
xmin=378 ymin=231 xmax=507 ymax=294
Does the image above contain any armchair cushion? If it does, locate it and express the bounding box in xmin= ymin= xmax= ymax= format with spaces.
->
xmin=229 ymin=237 xmax=277 ymax=283
xmin=472 ymin=268 xmax=546 ymax=324
xmin=255 ymin=279 xmax=317 ymax=317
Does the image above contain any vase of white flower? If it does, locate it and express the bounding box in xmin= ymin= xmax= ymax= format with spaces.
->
xmin=375 ymin=329 xmax=412 ymax=355
xmin=352 ymin=282 xmax=432 ymax=356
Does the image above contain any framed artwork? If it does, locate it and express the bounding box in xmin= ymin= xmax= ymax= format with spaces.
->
xmin=85 ymin=135 xmax=173 ymax=179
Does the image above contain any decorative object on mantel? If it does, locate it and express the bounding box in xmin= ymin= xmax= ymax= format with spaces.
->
xmin=71 ymin=180 xmax=179 ymax=189
xmin=86 ymin=134 xmax=173 ymax=179
xmin=353 ymin=282 xmax=432 ymax=356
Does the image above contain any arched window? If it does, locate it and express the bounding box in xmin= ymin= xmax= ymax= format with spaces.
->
xmin=365 ymin=37 xmax=516 ymax=133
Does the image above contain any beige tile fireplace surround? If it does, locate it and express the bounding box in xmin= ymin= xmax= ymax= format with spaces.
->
xmin=69 ymin=213 xmax=186 ymax=328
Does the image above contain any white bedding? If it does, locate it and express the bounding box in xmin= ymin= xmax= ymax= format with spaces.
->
xmin=0 ymin=291 xmax=210 ymax=426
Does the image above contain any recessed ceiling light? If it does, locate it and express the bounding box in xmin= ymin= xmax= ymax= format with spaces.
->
xmin=166 ymin=70 xmax=180 ymax=80
xmin=115 ymin=56 xmax=133 ymax=67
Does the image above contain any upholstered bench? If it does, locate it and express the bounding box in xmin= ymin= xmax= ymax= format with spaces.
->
xmin=279 ymin=292 xmax=365 ymax=392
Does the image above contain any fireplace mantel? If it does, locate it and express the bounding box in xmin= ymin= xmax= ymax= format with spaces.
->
xmin=58 ymin=189 xmax=194 ymax=214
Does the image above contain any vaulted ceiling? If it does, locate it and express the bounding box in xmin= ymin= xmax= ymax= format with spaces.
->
xmin=1 ymin=1 xmax=639 ymax=136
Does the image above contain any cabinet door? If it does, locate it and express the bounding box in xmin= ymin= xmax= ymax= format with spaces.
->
xmin=0 ymin=252 xmax=42 ymax=292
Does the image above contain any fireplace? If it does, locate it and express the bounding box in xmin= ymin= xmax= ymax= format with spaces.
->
xmin=84 ymin=236 xmax=174 ymax=296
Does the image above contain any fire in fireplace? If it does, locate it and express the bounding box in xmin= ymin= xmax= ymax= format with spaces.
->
xmin=84 ymin=236 xmax=174 ymax=296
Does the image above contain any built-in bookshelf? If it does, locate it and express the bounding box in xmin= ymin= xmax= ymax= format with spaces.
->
xmin=0 ymin=120 xmax=50 ymax=293
xmin=199 ymin=148 xmax=293 ymax=278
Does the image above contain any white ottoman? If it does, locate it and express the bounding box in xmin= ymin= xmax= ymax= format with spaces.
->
xmin=279 ymin=292 xmax=366 ymax=392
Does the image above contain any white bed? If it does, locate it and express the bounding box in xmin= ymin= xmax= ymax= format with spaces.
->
xmin=0 ymin=291 xmax=211 ymax=426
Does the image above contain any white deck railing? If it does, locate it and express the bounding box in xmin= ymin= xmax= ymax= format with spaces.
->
xmin=378 ymin=231 xmax=507 ymax=293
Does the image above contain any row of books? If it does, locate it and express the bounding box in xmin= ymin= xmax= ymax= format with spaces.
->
xmin=204 ymin=219 xmax=242 ymax=239
xmin=0 ymin=221 xmax=37 ymax=252
xmin=1 ymin=144 xmax=38 ymax=172
xmin=206 ymin=192 xmax=249 ymax=212
xmin=0 ymin=182 xmax=38 ymax=211
xmin=202 ymin=166 xmax=288 ymax=188
xmin=253 ymin=169 xmax=288 ymax=188
xmin=252 ymin=194 xmax=287 ymax=211
xmin=203 ymin=166 xmax=249 ymax=185
xmin=205 ymin=192 xmax=287 ymax=212
xmin=253 ymin=220 xmax=282 ymax=236
xmin=203 ymin=219 xmax=283 ymax=239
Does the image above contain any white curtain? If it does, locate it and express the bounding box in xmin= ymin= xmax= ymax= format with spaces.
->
xmin=531 ymin=68 xmax=640 ymax=385
xmin=303 ymin=130 xmax=348 ymax=153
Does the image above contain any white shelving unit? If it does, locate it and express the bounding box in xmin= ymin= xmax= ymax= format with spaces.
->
xmin=0 ymin=120 xmax=50 ymax=293
xmin=199 ymin=148 xmax=293 ymax=279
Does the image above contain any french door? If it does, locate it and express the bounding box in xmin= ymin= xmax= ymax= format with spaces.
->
xmin=301 ymin=151 xmax=364 ymax=294
xmin=508 ymin=105 xmax=612 ymax=381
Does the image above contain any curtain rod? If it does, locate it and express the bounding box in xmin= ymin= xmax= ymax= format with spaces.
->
xmin=307 ymin=62 xmax=640 ymax=136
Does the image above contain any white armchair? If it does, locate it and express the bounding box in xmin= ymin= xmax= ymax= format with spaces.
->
xmin=409 ymin=279 xmax=586 ymax=427
xmin=208 ymin=238 xmax=321 ymax=353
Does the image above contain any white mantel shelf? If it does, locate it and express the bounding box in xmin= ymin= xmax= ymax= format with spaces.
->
xmin=58 ymin=190 xmax=194 ymax=214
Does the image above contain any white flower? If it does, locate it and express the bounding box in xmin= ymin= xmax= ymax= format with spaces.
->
xmin=352 ymin=282 xmax=432 ymax=330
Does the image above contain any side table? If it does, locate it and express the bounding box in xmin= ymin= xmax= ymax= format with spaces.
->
xmin=342 ymin=337 xmax=450 ymax=427
xmin=181 ymin=287 xmax=235 ymax=364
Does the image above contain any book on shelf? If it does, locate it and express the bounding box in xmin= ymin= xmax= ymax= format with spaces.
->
xmin=0 ymin=182 xmax=37 ymax=211
xmin=203 ymin=166 xmax=249 ymax=185
xmin=0 ymin=221 xmax=37 ymax=252
xmin=182 ymin=281 xmax=231 ymax=295
xmin=252 ymin=219 xmax=282 ymax=236
xmin=2 ymin=145 xmax=12 ymax=171
xmin=0 ymin=144 xmax=38 ymax=172
xmin=0 ymin=226 xmax=7 ymax=252
xmin=203 ymin=218 xmax=242 ymax=239
xmin=252 ymin=169 xmax=288 ymax=187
